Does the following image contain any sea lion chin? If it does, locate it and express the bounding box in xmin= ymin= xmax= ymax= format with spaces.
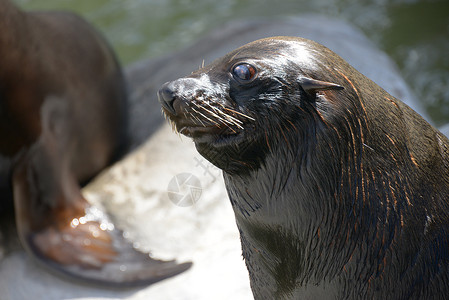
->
xmin=0 ymin=0 xmax=190 ymax=287
xmin=159 ymin=36 xmax=449 ymax=298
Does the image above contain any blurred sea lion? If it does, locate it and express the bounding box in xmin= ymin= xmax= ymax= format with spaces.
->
xmin=0 ymin=0 xmax=190 ymax=287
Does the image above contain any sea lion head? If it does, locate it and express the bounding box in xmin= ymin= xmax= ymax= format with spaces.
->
xmin=158 ymin=37 xmax=346 ymax=174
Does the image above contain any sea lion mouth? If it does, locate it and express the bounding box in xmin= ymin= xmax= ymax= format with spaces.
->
xmin=179 ymin=125 xmax=237 ymax=137
xmin=175 ymin=120 xmax=245 ymax=144
xmin=160 ymin=101 xmax=250 ymax=144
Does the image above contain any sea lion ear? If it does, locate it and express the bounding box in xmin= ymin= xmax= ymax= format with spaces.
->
xmin=298 ymin=77 xmax=344 ymax=95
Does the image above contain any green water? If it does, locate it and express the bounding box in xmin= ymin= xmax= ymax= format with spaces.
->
xmin=15 ymin=0 xmax=449 ymax=125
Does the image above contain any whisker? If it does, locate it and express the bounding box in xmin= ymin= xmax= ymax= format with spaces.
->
xmin=191 ymin=106 xmax=218 ymax=126
xmin=171 ymin=120 xmax=178 ymax=134
xmin=221 ymin=107 xmax=255 ymax=121
xmin=201 ymin=103 xmax=243 ymax=129
xmin=194 ymin=103 xmax=227 ymax=127
xmin=198 ymin=104 xmax=229 ymax=126
xmin=204 ymin=103 xmax=244 ymax=127
xmin=190 ymin=107 xmax=207 ymax=127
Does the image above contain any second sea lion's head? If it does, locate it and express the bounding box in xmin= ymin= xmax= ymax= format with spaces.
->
xmin=158 ymin=37 xmax=347 ymax=174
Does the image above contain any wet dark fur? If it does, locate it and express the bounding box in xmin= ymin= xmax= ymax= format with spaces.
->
xmin=159 ymin=37 xmax=449 ymax=299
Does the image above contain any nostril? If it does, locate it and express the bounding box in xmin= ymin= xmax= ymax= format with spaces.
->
xmin=158 ymin=82 xmax=177 ymax=115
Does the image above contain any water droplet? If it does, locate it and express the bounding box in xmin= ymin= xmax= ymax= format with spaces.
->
xmin=70 ymin=218 xmax=80 ymax=228
xmin=119 ymin=265 xmax=127 ymax=272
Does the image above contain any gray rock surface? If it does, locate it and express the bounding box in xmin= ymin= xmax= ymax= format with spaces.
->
xmin=0 ymin=15 xmax=424 ymax=300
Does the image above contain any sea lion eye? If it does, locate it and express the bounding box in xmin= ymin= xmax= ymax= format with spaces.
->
xmin=232 ymin=64 xmax=257 ymax=82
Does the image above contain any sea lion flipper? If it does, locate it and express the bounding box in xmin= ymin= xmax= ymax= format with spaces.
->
xmin=30 ymin=217 xmax=192 ymax=287
xmin=52 ymin=223 xmax=193 ymax=286
xmin=12 ymin=149 xmax=191 ymax=287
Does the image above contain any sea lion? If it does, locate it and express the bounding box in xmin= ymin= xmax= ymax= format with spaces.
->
xmin=0 ymin=0 xmax=190 ymax=287
xmin=158 ymin=36 xmax=449 ymax=299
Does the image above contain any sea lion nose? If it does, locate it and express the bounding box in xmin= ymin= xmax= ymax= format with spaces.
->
xmin=158 ymin=81 xmax=178 ymax=115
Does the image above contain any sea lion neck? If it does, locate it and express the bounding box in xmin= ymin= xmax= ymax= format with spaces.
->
xmin=221 ymin=133 xmax=344 ymax=298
